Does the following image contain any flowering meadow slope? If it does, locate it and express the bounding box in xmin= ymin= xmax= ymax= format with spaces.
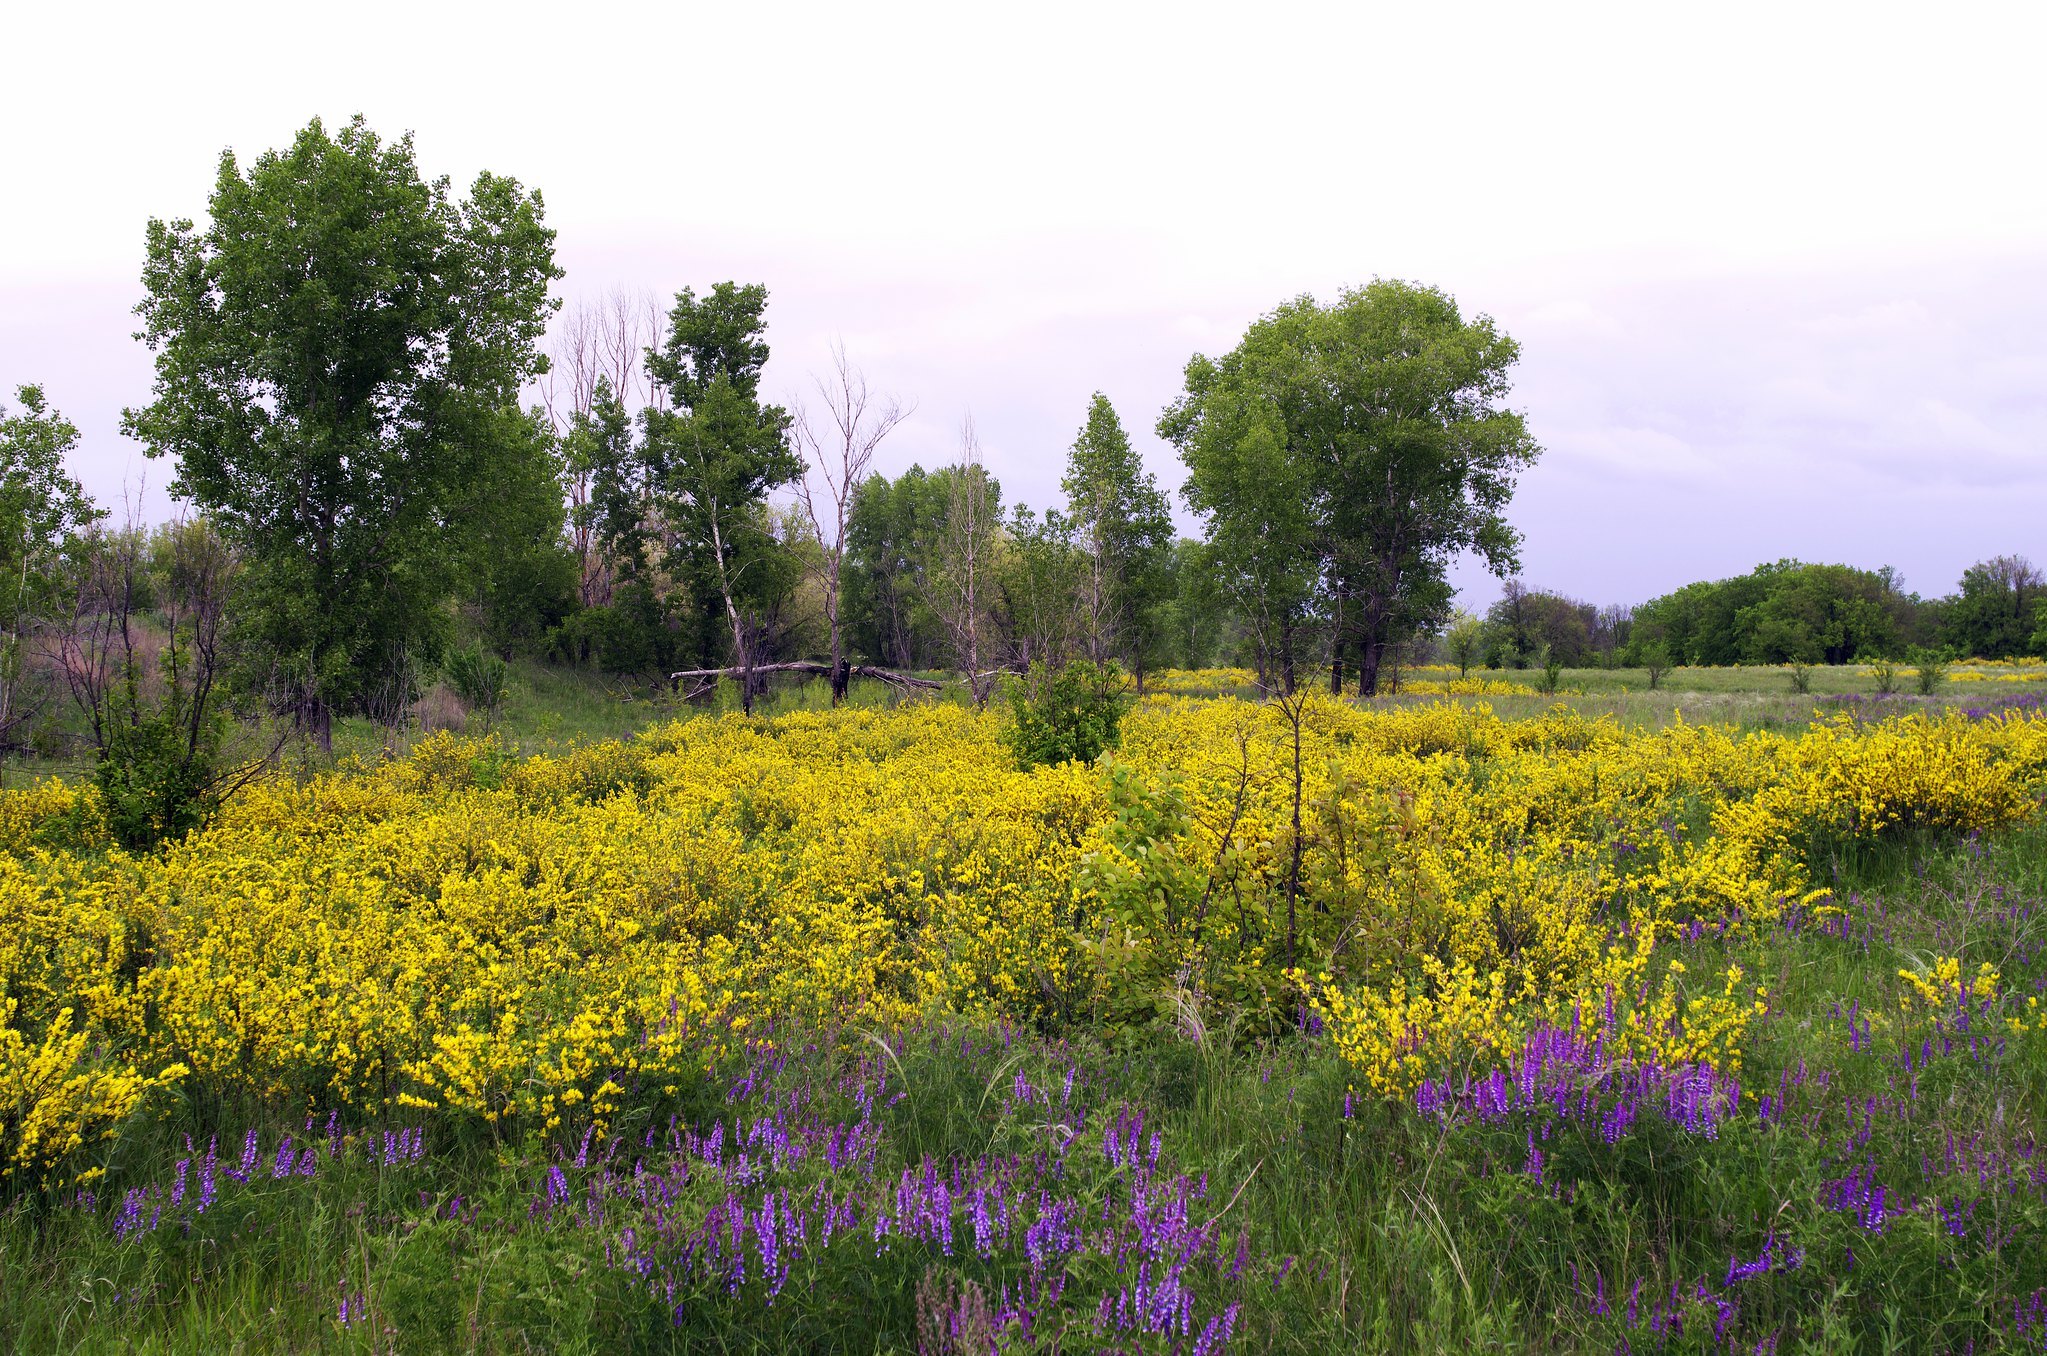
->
xmin=5 ymin=695 xmax=2045 ymax=1181
xmin=7 ymin=693 xmax=2047 ymax=1349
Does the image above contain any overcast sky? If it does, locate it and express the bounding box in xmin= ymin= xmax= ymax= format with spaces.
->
xmin=4 ymin=1 xmax=2042 ymax=609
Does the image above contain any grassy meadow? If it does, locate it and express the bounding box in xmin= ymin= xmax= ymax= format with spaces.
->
xmin=3 ymin=661 xmax=2046 ymax=1353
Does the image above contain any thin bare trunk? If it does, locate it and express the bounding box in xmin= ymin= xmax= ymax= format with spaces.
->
xmin=793 ymin=344 xmax=910 ymax=705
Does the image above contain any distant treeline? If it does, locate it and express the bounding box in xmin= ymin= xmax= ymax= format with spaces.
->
xmin=1462 ymin=556 xmax=2047 ymax=670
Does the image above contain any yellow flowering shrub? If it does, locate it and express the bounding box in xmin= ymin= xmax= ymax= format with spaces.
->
xmin=1 ymin=686 xmax=2042 ymax=1177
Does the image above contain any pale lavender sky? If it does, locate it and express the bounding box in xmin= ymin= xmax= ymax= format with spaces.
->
xmin=4 ymin=2 xmax=2042 ymax=609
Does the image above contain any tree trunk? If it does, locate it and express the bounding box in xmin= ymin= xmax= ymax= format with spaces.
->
xmin=1329 ymin=641 xmax=1345 ymax=696
xmin=305 ymin=694 xmax=333 ymax=756
xmin=1358 ymin=638 xmax=1383 ymax=697
xmin=705 ymin=510 xmax=754 ymax=715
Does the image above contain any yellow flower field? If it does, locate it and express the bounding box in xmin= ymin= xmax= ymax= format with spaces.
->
xmin=3 ymin=692 xmax=2045 ymax=1180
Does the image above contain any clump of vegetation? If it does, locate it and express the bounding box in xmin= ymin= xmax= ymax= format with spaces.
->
xmin=1004 ymin=658 xmax=1132 ymax=769
xmin=1911 ymin=646 xmax=1950 ymax=695
xmin=442 ymin=645 xmax=510 ymax=726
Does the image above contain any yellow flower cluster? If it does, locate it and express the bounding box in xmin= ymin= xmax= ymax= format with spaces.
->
xmin=1896 ymin=955 xmax=1999 ymax=1012
xmin=2 ymin=690 xmax=2042 ymax=1176
xmin=1398 ymin=677 xmax=1551 ymax=697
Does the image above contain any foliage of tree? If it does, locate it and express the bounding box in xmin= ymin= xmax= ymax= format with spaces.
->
xmin=1164 ymin=281 xmax=1538 ymax=695
xmin=641 ymin=283 xmax=800 ymax=711
xmin=922 ymin=430 xmax=1001 ymax=705
xmin=1062 ymin=394 xmax=1172 ymax=684
xmin=1942 ymin=556 xmax=2045 ymax=660
xmin=1153 ymin=539 xmax=1233 ymax=670
xmin=1479 ymin=583 xmax=1632 ymax=669
xmin=1623 ymin=560 xmax=1911 ymax=666
xmin=567 ymin=376 xmax=645 ymax=597
xmin=461 ymin=409 xmax=579 ymax=656
xmin=995 ymin=504 xmax=1087 ymax=671
xmin=58 ymin=520 xmax=261 ymax=851
xmin=843 ymin=466 xmax=950 ymax=669
xmin=0 ymin=385 xmax=103 ymax=743
xmin=1003 ymin=659 xmax=1133 ymax=770
xmin=124 ymin=115 xmax=560 ymax=750
xmin=1443 ymin=609 xmax=1484 ymax=679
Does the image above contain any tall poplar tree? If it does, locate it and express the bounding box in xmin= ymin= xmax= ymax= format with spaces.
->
xmin=124 ymin=115 xmax=561 ymax=748
xmin=641 ymin=283 xmax=799 ymax=712
xmin=1062 ymin=394 xmax=1172 ymax=686
xmin=1163 ymin=281 xmax=1537 ymax=694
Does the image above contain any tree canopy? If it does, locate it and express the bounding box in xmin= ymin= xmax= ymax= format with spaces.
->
xmin=1162 ymin=280 xmax=1538 ymax=693
xmin=123 ymin=114 xmax=561 ymax=746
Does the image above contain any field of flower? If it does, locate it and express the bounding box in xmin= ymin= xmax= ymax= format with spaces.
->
xmin=4 ymin=683 xmax=2047 ymax=1351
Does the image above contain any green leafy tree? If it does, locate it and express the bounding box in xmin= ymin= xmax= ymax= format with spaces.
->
xmin=1942 ymin=556 xmax=2044 ymax=659
xmin=0 ymin=385 xmax=103 ymax=743
xmin=462 ymin=408 xmax=578 ymax=656
xmin=1155 ymin=538 xmax=1231 ymax=670
xmin=1004 ymin=659 xmax=1133 ymax=770
xmin=568 ymin=375 xmax=644 ymax=600
xmin=1486 ymin=581 xmax=1595 ymax=668
xmin=995 ymin=504 xmax=1086 ymax=671
xmin=1160 ymin=362 xmax=1321 ymax=693
xmin=1164 ymin=281 xmax=1538 ymax=696
xmin=1443 ymin=609 xmax=1484 ymax=679
xmin=1627 ymin=560 xmax=1914 ymax=667
xmin=60 ymin=519 xmax=258 ymax=851
xmin=1063 ymin=394 xmax=1173 ymax=687
xmin=124 ymin=115 xmax=560 ymax=751
xmin=642 ymin=283 xmax=799 ymax=713
xmin=844 ymin=467 xmax=949 ymax=668
xmin=920 ymin=437 xmax=1003 ymax=704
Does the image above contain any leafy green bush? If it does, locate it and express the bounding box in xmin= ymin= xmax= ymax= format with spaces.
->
xmin=95 ymin=708 xmax=224 ymax=852
xmin=1908 ymin=646 xmax=1949 ymax=696
xmin=444 ymin=646 xmax=510 ymax=723
xmin=1641 ymin=639 xmax=1671 ymax=691
xmin=1003 ymin=659 xmax=1132 ymax=769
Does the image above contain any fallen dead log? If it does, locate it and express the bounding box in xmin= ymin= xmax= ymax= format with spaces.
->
xmin=665 ymin=660 xmax=945 ymax=697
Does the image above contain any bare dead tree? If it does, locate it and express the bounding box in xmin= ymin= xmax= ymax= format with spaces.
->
xmin=927 ymin=420 xmax=997 ymax=706
xmin=540 ymin=290 xmax=670 ymax=609
xmin=47 ymin=513 xmax=277 ymax=845
xmin=792 ymin=344 xmax=911 ymax=703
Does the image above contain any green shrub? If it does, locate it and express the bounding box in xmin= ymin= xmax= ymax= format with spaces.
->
xmin=444 ymin=646 xmax=510 ymax=724
xmin=1641 ymin=640 xmax=1671 ymax=691
xmin=1788 ymin=660 xmax=1813 ymax=694
xmin=1908 ymin=646 xmax=1949 ymax=696
xmin=1003 ymin=659 xmax=1132 ymax=770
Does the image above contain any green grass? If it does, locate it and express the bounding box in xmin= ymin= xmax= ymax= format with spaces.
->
xmin=9 ymin=658 xmax=2043 ymax=789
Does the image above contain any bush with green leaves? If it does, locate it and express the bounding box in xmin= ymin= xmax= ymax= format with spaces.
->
xmin=1909 ymin=646 xmax=1949 ymax=696
xmin=94 ymin=699 xmax=228 ymax=852
xmin=443 ymin=645 xmax=510 ymax=723
xmin=1003 ymin=659 xmax=1132 ymax=770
